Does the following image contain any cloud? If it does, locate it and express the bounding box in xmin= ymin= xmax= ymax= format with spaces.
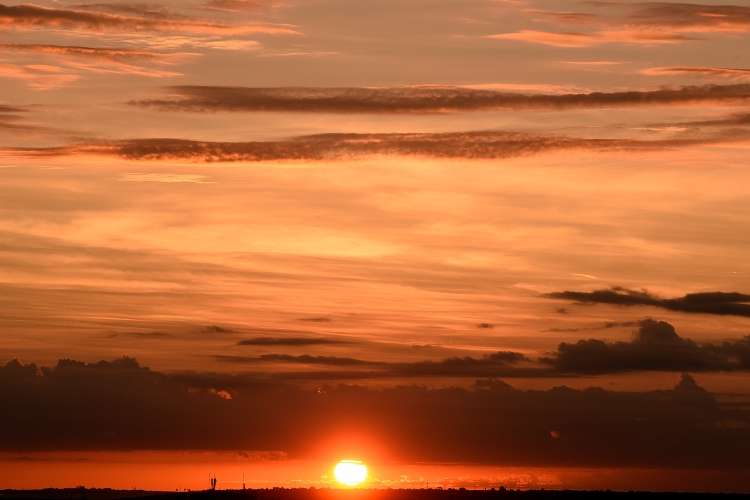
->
xmin=561 ymin=60 xmax=625 ymax=67
xmin=499 ymin=2 xmax=750 ymax=48
xmin=131 ymin=84 xmax=750 ymax=113
xmin=543 ymin=319 xmax=750 ymax=374
xmin=486 ymin=30 xmax=599 ymax=48
xmin=199 ymin=39 xmax=261 ymax=50
xmin=230 ymin=333 xmax=750 ymax=379
xmin=119 ymin=173 xmax=212 ymax=183
xmin=217 ymin=350 xmax=538 ymax=379
xmin=200 ymin=325 xmax=235 ymax=335
xmin=0 ymin=43 xmax=173 ymax=60
xmin=298 ymin=317 xmax=332 ymax=323
xmin=1 ymin=356 xmax=747 ymax=469
xmin=545 ymin=320 xmax=642 ymax=333
xmin=0 ymin=63 xmax=80 ymax=90
xmin=217 ymin=353 xmax=380 ymax=366
xmin=237 ymin=337 xmax=345 ymax=346
xmin=257 ymin=49 xmax=340 ymax=58
xmin=682 ymin=112 xmax=750 ymax=128
xmin=642 ymin=66 xmax=750 ymax=81
xmin=626 ymin=2 xmax=750 ymax=33
xmin=529 ymin=10 xmax=599 ymax=24
xmin=0 ymin=104 xmax=52 ymax=134
xmin=3 ymin=127 xmax=744 ymax=163
xmin=0 ymin=230 xmax=304 ymax=312
xmin=486 ymin=29 xmax=691 ymax=48
xmin=0 ymin=44 xmax=195 ymax=87
xmin=388 ymin=351 xmax=532 ymax=377
xmin=203 ymin=0 xmax=278 ymax=12
xmin=545 ymin=287 xmax=750 ymax=318
xmin=108 ymin=331 xmax=174 ymax=340
xmin=0 ymin=3 xmax=298 ymax=35
xmin=0 ymin=104 xmax=24 ymax=114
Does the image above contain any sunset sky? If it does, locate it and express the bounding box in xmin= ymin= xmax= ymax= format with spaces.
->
xmin=1 ymin=0 xmax=750 ymax=493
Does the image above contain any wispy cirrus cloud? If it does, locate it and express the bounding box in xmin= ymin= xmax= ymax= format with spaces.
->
xmin=257 ymin=49 xmax=340 ymax=58
xmin=626 ymin=2 xmax=750 ymax=33
xmin=642 ymin=66 xmax=750 ymax=81
xmin=561 ymin=60 xmax=625 ymax=67
xmin=0 ymin=3 xmax=299 ymax=35
xmin=486 ymin=29 xmax=691 ymax=48
xmin=0 ymin=62 xmax=79 ymax=90
xmin=0 ymin=103 xmax=46 ymax=133
xmin=681 ymin=112 xmax=750 ymax=128
xmin=0 ymin=43 xmax=188 ymax=61
xmin=119 ymin=173 xmax=212 ymax=183
xmin=492 ymin=2 xmax=750 ymax=48
xmin=203 ymin=0 xmax=279 ymax=12
xmin=0 ymin=43 xmax=201 ymax=88
xmin=0 ymin=102 xmax=69 ymax=136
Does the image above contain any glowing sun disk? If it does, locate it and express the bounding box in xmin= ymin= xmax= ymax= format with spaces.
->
xmin=334 ymin=459 xmax=368 ymax=487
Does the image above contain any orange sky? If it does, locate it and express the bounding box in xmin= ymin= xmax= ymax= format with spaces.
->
xmin=2 ymin=452 xmax=750 ymax=492
xmin=1 ymin=0 xmax=750 ymax=492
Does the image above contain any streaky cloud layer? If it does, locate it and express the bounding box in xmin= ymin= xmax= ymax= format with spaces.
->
xmin=0 ymin=3 xmax=298 ymax=35
xmin=4 ymin=130 xmax=745 ymax=162
xmin=131 ymin=84 xmax=750 ymax=113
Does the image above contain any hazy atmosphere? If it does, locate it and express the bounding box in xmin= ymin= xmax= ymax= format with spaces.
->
xmin=1 ymin=0 xmax=750 ymax=493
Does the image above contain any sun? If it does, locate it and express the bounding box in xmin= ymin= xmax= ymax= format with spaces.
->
xmin=333 ymin=459 xmax=368 ymax=487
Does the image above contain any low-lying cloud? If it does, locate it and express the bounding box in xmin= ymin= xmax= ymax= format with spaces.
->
xmin=1 ymin=356 xmax=747 ymax=469
xmin=216 ymin=350 xmax=534 ymax=378
xmin=642 ymin=67 xmax=750 ymax=81
xmin=225 ymin=321 xmax=750 ymax=377
xmin=237 ymin=336 xmax=346 ymax=346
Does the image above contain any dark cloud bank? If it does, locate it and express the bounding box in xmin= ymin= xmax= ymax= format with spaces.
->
xmin=131 ymin=84 xmax=750 ymax=113
xmin=2 ymin=356 xmax=749 ymax=469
